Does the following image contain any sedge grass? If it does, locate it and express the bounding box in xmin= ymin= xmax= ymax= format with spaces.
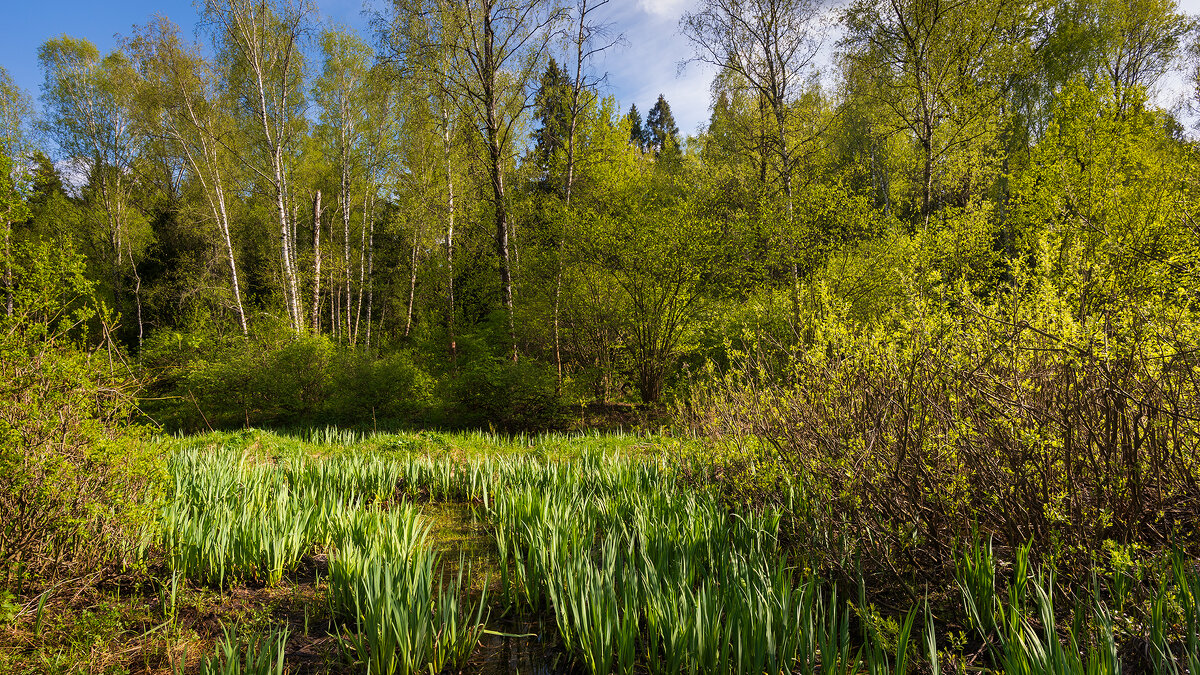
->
xmin=177 ymin=623 xmax=290 ymax=675
xmin=326 ymin=506 xmax=487 ymax=675
xmin=152 ymin=431 xmax=1197 ymax=675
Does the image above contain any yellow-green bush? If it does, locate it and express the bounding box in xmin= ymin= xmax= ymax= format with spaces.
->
xmin=689 ymin=84 xmax=1200 ymax=582
xmin=0 ymin=239 xmax=160 ymax=581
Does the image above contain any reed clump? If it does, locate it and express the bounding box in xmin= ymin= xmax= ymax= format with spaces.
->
xmin=148 ymin=430 xmax=1200 ymax=675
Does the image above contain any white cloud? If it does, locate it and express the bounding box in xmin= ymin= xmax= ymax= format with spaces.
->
xmin=590 ymin=0 xmax=714 ymax=134
xmin=636 ymin=0 xmax=692 ymax=17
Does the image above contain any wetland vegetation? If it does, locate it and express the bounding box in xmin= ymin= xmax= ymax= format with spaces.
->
xmin=4 ymin=0 xmax=1200 ymax=671
xmin=4 ymin=427 xmax=1200 ymax=673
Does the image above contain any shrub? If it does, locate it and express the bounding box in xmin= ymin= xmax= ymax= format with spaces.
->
xmin=144 ymin=327 xmax=434 ymax=431
xmin=257 ymin=335 xmax=336 ymax=424
xmin=327 ymin=349 xmax=434 ymax=425
xmin=689 ymin=281 xmax=1200 ymax=583
xmin=446 ymin=337 xmax=564 ymax=431
xmin=0 ymin=239 xmax=158 ymax=580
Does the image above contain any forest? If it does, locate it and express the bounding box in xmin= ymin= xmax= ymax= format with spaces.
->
xmin=4 ymin=0 xmax=1200 ymax=672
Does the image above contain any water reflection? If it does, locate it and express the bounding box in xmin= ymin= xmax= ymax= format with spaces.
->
xmin=470 ymin=616 xmax=577 ymax=675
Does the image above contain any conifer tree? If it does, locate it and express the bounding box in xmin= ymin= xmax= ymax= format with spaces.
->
xmin=532 ymin=58 xmax=571 ymax=178
xmin=646 ymin=93 xmax=679 ymax=156
xmin=626 ymin=103 xmax=645 ymax=151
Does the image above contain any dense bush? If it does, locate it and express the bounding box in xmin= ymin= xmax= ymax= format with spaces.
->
xmin=0 ymin=239 xmax=158 ymax=580
xmin=142 ymin=329 xmax=435 ymax=431
xmin=141 ymin=307 xmax=573 ymax=433
xmin=692 ymin=285 xmax=1200 ymax=579
xmin=687 ymin=88 xmax=1200 ymax=584
xmin=442 ymin=333 xmax=566 ymax=431
xmin=327 ymin=348 xmax=435 ymax=424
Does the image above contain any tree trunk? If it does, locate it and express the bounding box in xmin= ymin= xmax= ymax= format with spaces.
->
xmin=483 ymin=7 xmax=517 ymax=362
xmin=491 ymin=147 xmax=516 ymax=361
xmin=759 ymin=93 xmax=768 ymax=184
xmin=99 ymin=167 xmax=126 ymax=335
xmin=553 ymin=247 xmax=564 ymax=386
xmin=274 ymin=149 xmax=300 ymax=332
xmin=555 ymin=7 xmax=587 ymax=390
xmin=443 ymin=113 xmax=457 ymax=359
xmin=129 ymin=242 xmax=144 ymax=352
xmin=215 ymin=182 xmax=248 ymax=336
xmin=112 ymin=181 xmax=144 ymax=351
xmin=246 ymin=31 xmax=301 ymax=333
xmin=364 ymin=201 xmax=375 ymax=351
xmin=405 ymin=240 xmax=417 ymax=337
xmin=785 ymin=177 xmax=800 ymax=342
xmin=176 ymin=90 xmax=248 ymax=336
xmin=354 ymin=188 xmax=368 ymax=344
xmin=921 ymin=114 xmax=934 ymax=226
xmin=342 ymin=140 xmax=352 ymax=343
xmin=3 ymin=220 xmax=11 ymax=318
xmin=311 ymin=189 xmax=322 ymax=333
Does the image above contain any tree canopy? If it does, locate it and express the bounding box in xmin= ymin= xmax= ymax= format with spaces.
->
xmin=0 ymin=0 xmax=1195 ymax=417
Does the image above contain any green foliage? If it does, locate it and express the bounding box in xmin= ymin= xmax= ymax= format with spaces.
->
xmin=0 ymin=154 xmax=29 ymax=227
xmin=625 ymin=104 xmax=645 ymax=151
xmin=689 ymin=83 xmax=1200 ymax=584
xmin=488 ymin=456 xmax=818 ymax=675
xmin=188 ymin=623 xmax=290 ymax=675
xmin=142 ymin=328 xmax=434 ymax=431
xmin=1012 ymin=80 xmax=1200 ymax=310
xmin=0 ymin=66 xmax=34 ymax=158
xmin=74 ymin=428 xmax=1200 ymax=674
xmin=0 ymin=237 xmax=157 ymax=580
xmin=7 ymin=0 xmax=1198 ymax=437
xmin=327 ymin=349 xmax=434 ymax=424
xmin=571 ymin=171 xmax=724 ymax=403
xmin=696 ymin=274 xmax=1200 ymax=576
xmin=446 ymin=330 xmax=565 ymax=431
xmin=14 ymin=1 xmax=1200 ymax=671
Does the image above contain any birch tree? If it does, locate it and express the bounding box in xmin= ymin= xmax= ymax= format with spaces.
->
xmin=552 ymin=0 xmax=621 ymax=385
xmin=378 ymin=12 xmax=467 ymax=356
xmin=682 ymin=0 xmax=825 ymax=203
xmin=128 ymin=18 xmax=249 ymax=334
xmin=204 ymin=0 xmax=313 ymax=333
xmin=682 ymin=0 xmax=826 ymax=335
xmin=353 ymin=64 xmax=407 ymax=349
xmin=842 ymin=0 xmax=1027 ymax=224
xmin=382 ymin=0 xmax=566 ymax=360
xmin=315 ymin=28 xmax=371 ymax=342
xmin=39 ymin=37 xmax=148 ymax=346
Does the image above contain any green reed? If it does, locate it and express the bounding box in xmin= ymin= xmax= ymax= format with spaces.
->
xmin=177 ymin=623 xmax=290 ymax=675
xmin=326 ymin=506 xmax=487 ymax=675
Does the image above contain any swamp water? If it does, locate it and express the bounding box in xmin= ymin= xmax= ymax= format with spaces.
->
xmin=418 ymin=501 xmax=576 ymax=675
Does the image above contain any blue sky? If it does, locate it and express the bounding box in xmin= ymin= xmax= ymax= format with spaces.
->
xmin=3 ymin=0 xmax=1199 ymax=139
xmin=0 ymin=0 xmax=716 ymax=135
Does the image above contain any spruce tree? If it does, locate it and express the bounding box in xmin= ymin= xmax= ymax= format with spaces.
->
xmin=533 ymin=58 xmax=571 ymax=175
xmin=626 ymin=103 xmax=645 ymax=151
xmin=646 ymin=93 xmax=680 ymax=157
